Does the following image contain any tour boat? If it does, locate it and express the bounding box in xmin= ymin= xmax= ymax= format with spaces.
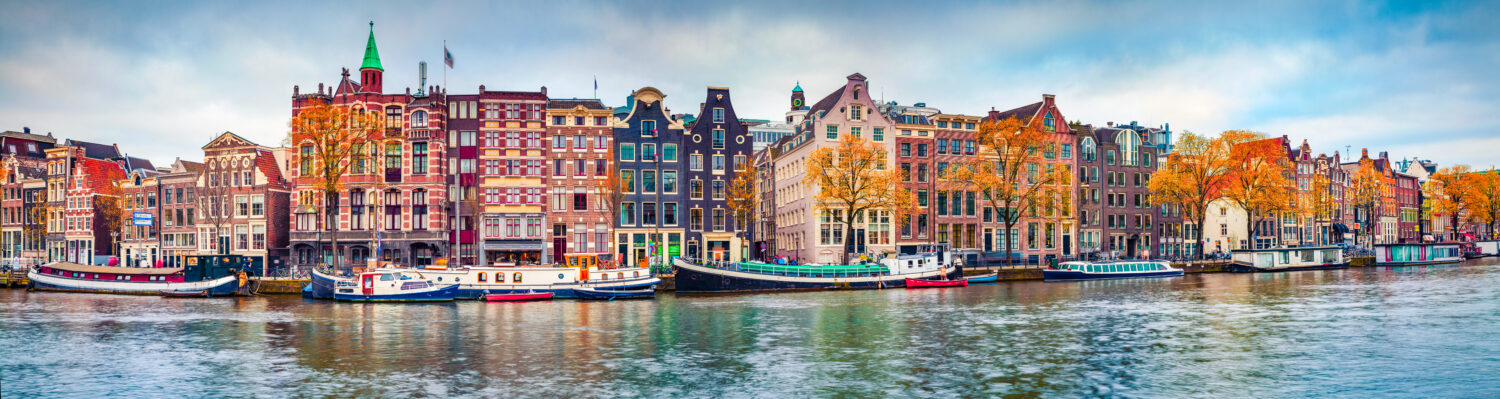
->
xmin=673 ymin=244 xmax=962 ymax=293
xmin=965 ymin=273 xmax=999 ymax=284
xmin=905 ymin=278 xmax=969 ymax=288
xmin=1374 ymin=243 xmax=1463 ymax=266
xmin=572 ymin=287 xmax=656 ymax=300
xmin=331 ymin=270 xmax=459 ymax=302
xmin=1228 ymin=246 xmax=1348 ymax=272
xmin=484 ymin=292 xmax=554 ymax=302
xmin=1044 ymin=261 xmax=1183 ymax=280
xmin=28 ymin=261 xmax=246 ymax=296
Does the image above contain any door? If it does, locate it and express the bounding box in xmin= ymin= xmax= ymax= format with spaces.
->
xmin=553 ymin=238 xmax=566 ymax=261
xmin=361 ymin=275 xmax=374 ymax=296
xmin=984 ymin=230 xmax=994 ymax=252
xmin=854 ymin=229 xmax=867 ymax=255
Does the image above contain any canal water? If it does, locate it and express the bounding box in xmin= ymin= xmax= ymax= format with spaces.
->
xmin=4 ymin=258 xmax=1500 ymax=398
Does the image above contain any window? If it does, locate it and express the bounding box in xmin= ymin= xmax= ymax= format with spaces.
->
xmin=826 ymin=125 xmax=838 ymax=140
xmin=712 ymin=155 xmax=725 ymax=171
xmin=663 ymin=171 xmax=677 ymax=193
xmin=642 ymin=120 xmax=657 ymax=137
xmin=851 ymin=127 xmax=862 ymax=139
xmin=384 ymin=190 xmax=401 ymax=230
xmin=901 ymin=143 xmax=911 ymax=157
xmin=412 ymin=190 xmax=428 ymax=230
xmin=460 ymin=131 xmax=476 ymax=146
xmin=713 ymin=209 xmax=726 ymax=231
xmin=595 ymin=117 xmax=608 ymax=126
xmin=620 ymin=203 xmax=635 ymax=225
xmin=712 ymin=129 xmax=725 ymax=149
xmin=873 ymin=128 xmax=884 ymax=141
xmin=937 ymin=139 xmax=948 ymax=154
xmin=690 ymin=154 xmax=703 ymax=171
xmin=642 ymin=170 xmax=657 ymax=193
xmin=642 ymin=202 xmax=657 ymax=225
xmin=711 ymin=180 xmax=725 ymax=200
xmin=663 ymin=143 xmax=678 ymax=162
xmin=620 ymin=143 xmax=635 ymax=161
xmin=712 ymin=108 xmax=725 ymax=123
xmin=664 ymin=203 xmax=678 ymax=225
xmin=412 ymin=110 xmax=428 ymax=127
xmin=849 ymin=104 xmax=863 ymax=121
xmin=251 ymin=195 xmax=264 ymax=216
xmin=552 ymin=116 xmax=565 ymax=125
xmin=298 ymin=145 xmax=313 ymax=175
xmin=622 ymin=170 xmax=636 ymax=193
xmin=573 ymin=192 xmax=587 ymax=210
xmin=411 ymin=143 xmax=428 ymax=174
xmin=642 ymin=143 xmax=657 ymax=162
xmin=690 ymin=179 xmax=703 ymax=199
xmin=916 ymin=143 xmax=928 ymax=158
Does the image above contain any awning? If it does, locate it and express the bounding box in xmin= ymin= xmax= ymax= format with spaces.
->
xmin=1331 ymin=223 xmax=1350 ymax=235
xmin=483 ymin=240 xmax=545 ymax=251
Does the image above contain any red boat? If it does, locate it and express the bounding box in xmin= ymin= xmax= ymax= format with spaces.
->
xmin=484 ymin=292 xmax=555 ymax=302
xmin=905 ymin=278 xmax=969 ymax=288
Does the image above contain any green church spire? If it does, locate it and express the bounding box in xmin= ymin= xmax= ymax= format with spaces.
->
xmin=361 ymin=21 xmax=383 ymax=71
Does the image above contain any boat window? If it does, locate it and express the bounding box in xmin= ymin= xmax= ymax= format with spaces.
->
xmin=618 ymin=272 xmax=624 ymax=279
xmin=478 ymin=273 xmax=487 ymax=282
xmin=1300 ymin=251 xmax=1314 ymax=262
xmin=379 ymin=274 xmax=394 ymax=281
xmin=513 ymin=272 xmax=523 ymax=283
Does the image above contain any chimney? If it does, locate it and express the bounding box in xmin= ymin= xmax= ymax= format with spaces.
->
xmin=318 ymin=83 xmax=324 ymax=95
xmin=1361 ymin=148 xmax=1369 ymax=159
xmin=479 ymin=85 xmax=485 ymax=92
xmin=1107 ymin=121 xmax=1114 ymax=127
xmin=540 ymin=86 xmax=547 ymax=96
xmin=1379 ymin=151 xmax=1388 ymax=161
xmin=1131 ymin=121 xmax=1137 ymax=126
xmin=22 ymin=127 xmax=29 ymax=134
xmin=293 ymin=85 xmax=299 ymax=96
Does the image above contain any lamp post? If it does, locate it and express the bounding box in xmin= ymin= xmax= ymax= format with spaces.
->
xmin=110 ymin=231 xmax=118 ymax=266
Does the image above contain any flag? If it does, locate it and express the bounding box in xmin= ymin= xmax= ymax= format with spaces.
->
xmin=593 ymin=75 xmax=598 ymax=91
xmin=444 ymin=46 xmax=454 ymax=68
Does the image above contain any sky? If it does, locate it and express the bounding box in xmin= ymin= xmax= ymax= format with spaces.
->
xmin=2 ymin=0 xmax=1498 ymax=169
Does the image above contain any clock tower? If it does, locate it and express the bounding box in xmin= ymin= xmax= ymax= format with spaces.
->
xmin=790 ymin=81 xmax=805 ymax=111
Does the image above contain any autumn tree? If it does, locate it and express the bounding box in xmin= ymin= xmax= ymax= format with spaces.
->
xmin=1147 ymin=131 xmax=1236 ymax=259
xmin=93 ymin=179 xmax=128 ymax=260
xmin=1465 ymin=169 xmax=1500 ymax=239
xmin=600 ymin=147 xmax=626 ymax=262
xmin=1298 ymin=173 xmax=1338 ymax=245
xmin=949 ymin=117 xmax=1070 ymax=266
xmin=287 ymin=99 xmax=385 ymax=270
xmin=805 ymin=134 xmax=913 ymax=264
xmin=1217 ymin=131 xmax=1294 ymax=248
xmin=1427 ymin=165 xmax=1473 ymax=241
xmin=197 ymin=168 xmax=234 ymax=255
xmin=725 ymin=159 xmax=758 ymax=261
xmin=1349 ymin=157 xmax=1385 ymax=247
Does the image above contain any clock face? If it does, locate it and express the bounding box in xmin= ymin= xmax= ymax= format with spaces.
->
xmin=792 ymin=98 xmax=803 ymax=107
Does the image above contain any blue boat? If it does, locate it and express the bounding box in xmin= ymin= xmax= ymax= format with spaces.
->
xmin=673 ymin=245 xmax=962 ymax=293
xmin=331 ymin=270 xmax=459 ymax=302
xmin=965 ymin=273 xmax=999 ymax=283
xmin=1043 ymin=261 xmax=1183 ymax=281
xmin=572 ymin=287 xmax=656 ymax=300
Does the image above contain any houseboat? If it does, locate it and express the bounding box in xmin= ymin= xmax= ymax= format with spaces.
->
xmin=1475 ymin=240 xmax=1500 ymax=257
xmin=1229 ymin=246 xmax=1347 ymax=272
xmin=1044 ymin=261 xmax=1182 ymax=281
xmin=672 ymin=244 xmax=962 ymax=293
xmin=306 ymin=254 xmax=658 ymax=300
xmin=331 ymin=270 xmax=459 ymax=302
xmin=1374 ymin=243 xmax=1463 ymax=266
xmin=27 ymin=261 xmax=246 ymax=296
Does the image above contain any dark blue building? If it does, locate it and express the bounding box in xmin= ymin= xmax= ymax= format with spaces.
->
xmin=613 ymin=87 xmax=686 ymax=269
xmin=683 ymin=87 xmax=754 ymax=261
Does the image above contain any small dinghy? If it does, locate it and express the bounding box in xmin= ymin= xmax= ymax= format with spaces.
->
xmin=905 ymin=278 xmax=969 ymax=288
xmin=965 ymin=273 xmax=999 ymax=284
xmin=484 ymin=292 xmax=554 ymax=302
xmin=159 ymin=290 xmax=211 ymax=298
xmin=572 ymin=287 xmax=656 ymax=300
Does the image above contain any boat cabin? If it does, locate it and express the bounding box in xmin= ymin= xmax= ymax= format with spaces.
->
xmin=1231 ymin=246 xmax=1344 ymax=270
xmin=1375 ymin=243 xmax=1462 ymax=265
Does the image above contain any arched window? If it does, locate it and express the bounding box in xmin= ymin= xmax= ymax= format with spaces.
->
xmin=1115 ymin=130 xmax=1141 ymax=166
xmin=1080 ymin=137 xmax=1097 ymax=162
xmin=412 ymin=110 xmax=428 ymax=127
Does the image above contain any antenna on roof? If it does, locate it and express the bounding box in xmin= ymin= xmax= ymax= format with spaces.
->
xmin=418 ymin=61 xmax=428 ymax=96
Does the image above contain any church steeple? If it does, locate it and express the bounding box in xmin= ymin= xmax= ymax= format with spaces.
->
xmin=359 ymin=21 xmax=384 ymax=93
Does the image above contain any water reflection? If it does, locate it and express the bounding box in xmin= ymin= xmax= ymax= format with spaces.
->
xmin=3 ymin=258 xmax=1500 ymax=397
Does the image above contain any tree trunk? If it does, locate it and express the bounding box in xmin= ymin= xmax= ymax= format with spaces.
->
xmin=842 ymin=221 xmax=855 ymax=265
xmin=1002 ymin=218 xmax=1015 ymax=268
xmin=1196 ymin=211 xmax=1208 ymax=260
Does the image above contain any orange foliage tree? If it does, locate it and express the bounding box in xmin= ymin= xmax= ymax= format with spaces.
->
xmin=726 ymin=159 xmax=758 ymax=260
xmin=1349 ymin=157 xmax=1386 ymax=246
xmin=1465 ymin=169 xmax=1500 ymax=238
xmin=805 ymin=134 xmax=913 ymax=264
xmin=600 ymin=147 xmax=626 ymax=262
xmin=287 ymin=99 xmax=386 ymax=270
xmin=1427 ymin=165 xmax=1473 ymax=240
xmin=1147 ymin=131 xmax=1237 ymax=259
xmin=949 ymin=117 xmax=1071 ymax=266
xmin=1219 ymin=131 xmax=1294 ymax=248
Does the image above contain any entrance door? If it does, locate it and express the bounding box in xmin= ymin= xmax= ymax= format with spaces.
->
xmin=1063 ymin=235 xmax=1072 ymax=256
xmin=361 ymin=275 xmax=374 ymax=296
xmin=553 ymin=238 xmax=566 ymax=261
xmin=1126 ymin=236 xmax=1138 ymax=258
xmin=984 ymin=230 xmax=994 ymax=252
xmin=854 ymin=229 xmax=867 ymax=255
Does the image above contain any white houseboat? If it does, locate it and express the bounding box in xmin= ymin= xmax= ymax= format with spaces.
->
xmin=1229 ymin=246 xmax=1347 ymax=272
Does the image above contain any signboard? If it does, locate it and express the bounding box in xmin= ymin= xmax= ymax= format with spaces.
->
xmin=132 ymin=212 xmax=153 ymax=226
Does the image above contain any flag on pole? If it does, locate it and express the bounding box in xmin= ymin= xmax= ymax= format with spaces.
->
xmin=594 ymin=75 xmax=598 ymax=91
xmin=444 ymin=46 xmax=454 ymax=68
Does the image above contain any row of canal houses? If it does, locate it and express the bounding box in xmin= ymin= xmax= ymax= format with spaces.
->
xmin=0 ymin=24 xmax=1462 ymax=272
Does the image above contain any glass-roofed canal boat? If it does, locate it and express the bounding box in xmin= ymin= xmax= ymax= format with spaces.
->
xmin=1043 ymin=260 xmax=1183 ymax=281
xmin=672 ymin=245 xmax=962 ymax=293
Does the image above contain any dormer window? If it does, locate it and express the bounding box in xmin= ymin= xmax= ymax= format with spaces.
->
xmin=712 ymin=108 xmax=725 ymax=123
xmin=849 ymin=105 xmax=862 ymax=121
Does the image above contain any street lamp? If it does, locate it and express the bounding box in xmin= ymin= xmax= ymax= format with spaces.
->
xmin=110 ymin=231 xmax=118 ymax=266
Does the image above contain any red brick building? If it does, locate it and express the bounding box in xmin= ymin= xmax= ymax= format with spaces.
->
xmin=289 ymin=24 xmax=450 ymax=269
xmin=545 ymin=98 xmax=614 ymax=260
xmin=199 ymin=132 xmax=291 ymax=272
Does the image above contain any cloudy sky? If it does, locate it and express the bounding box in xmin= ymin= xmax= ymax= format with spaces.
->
xmin=2 ymin=0 xmax=1497 ymax=169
